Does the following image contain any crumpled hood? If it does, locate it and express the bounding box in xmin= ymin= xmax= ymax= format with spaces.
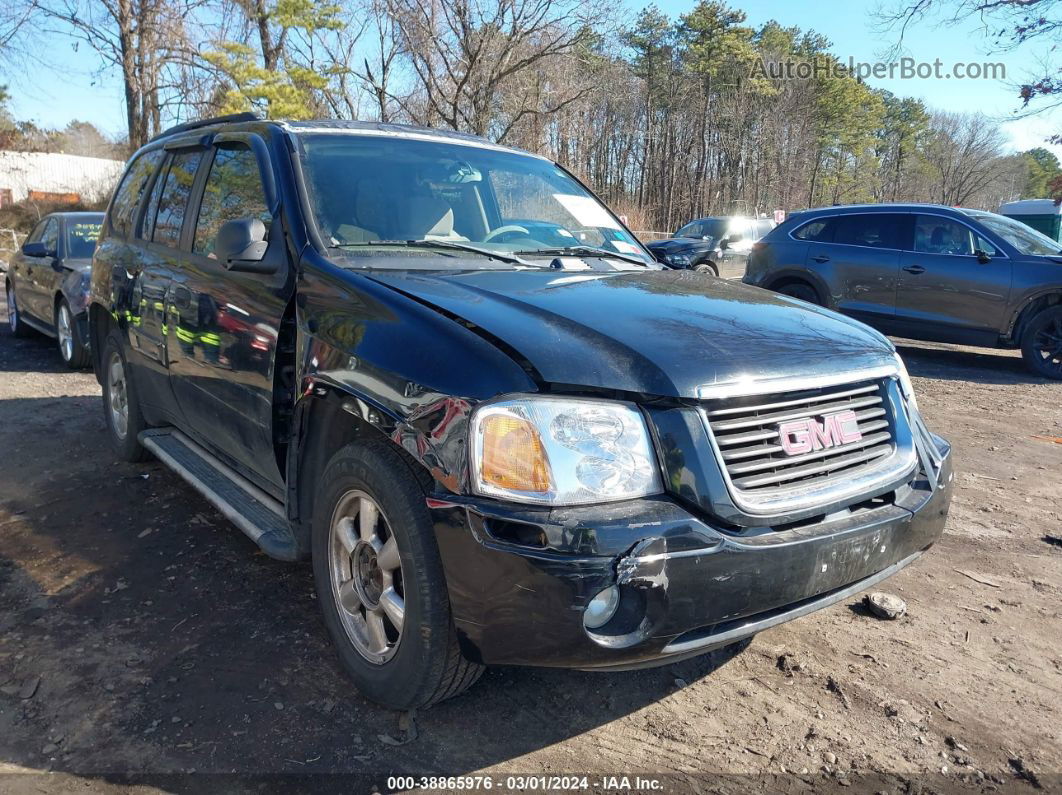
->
xmin=366 ymin=268 xmax=896 ymax=398
xmin=647 ymin=238 xmax=709 ymax=255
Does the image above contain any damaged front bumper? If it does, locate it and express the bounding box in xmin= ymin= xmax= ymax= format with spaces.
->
xmin=430 ymin=433 xmax=952 ymax=670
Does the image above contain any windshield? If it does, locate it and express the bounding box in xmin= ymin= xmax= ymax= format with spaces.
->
xmin=678 ymin=219 xmax=729 ymax=240
xmin=964 ymin=211 xmax=1062 ymax=256
xmin=66 ymin=218 xmax=103 ymax=258
xmin=298 ymin=133 xmax=650 ymax=265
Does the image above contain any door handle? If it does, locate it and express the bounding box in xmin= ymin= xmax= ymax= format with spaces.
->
xmin=902 ymin=265 xmax=926 ymax=275
xmin=811 ymin=255 xmax=830 ymax=263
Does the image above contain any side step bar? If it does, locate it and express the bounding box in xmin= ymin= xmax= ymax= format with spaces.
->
xmin=139 ymin=428 xmax=298 ymax=561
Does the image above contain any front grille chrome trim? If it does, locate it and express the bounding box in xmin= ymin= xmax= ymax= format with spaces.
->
xmin=698 ymin=371 xmax=919 ymax=518
xmin=694 ymin=364 xmax=900 ymax=401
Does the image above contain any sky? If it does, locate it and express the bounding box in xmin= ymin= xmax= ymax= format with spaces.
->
xmin=6 ymin=0 xmax=1061 ymax=158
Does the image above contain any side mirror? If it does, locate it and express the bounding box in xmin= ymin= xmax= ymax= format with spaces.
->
xmin=974 ymin=249 xmax=992 ymax=264
xmin=216 ymin=218 xmax=271 ymax=272
xmin=22 ymin=241 xmax=50 ymax=258
xmin=719 ymin=237 xmax=730 ymax=251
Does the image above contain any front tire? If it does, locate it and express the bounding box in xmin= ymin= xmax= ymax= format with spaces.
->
xmin=694 ymin=261 xmax=719 ymax=277
xmin=56 ymin=298 xmax=91 ymax=369
xmin=1021 ymin=305 xmax=1062 ymax=380
xmin=312 ymin=441 xmax=483 ymax=709
xmin=100 ymin=331 xmax=151 ymax=461
xmin=6 ymin=283 xmax=32 ymax=338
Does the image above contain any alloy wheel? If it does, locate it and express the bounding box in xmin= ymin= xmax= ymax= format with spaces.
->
xmin=328 ymin=490 xmax=405 ymax=665
xmin=107 ymin=352 xmax=129 ymax=439
xmin=1034 ymin=317 xmax=1062 ymax=376
xmin=58 ymin=304 xmax=74 ymax=362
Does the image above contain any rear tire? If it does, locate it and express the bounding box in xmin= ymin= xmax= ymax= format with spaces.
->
xmin=56 ymin=298 xmax=91 ymax=369
xmin=100 ymin=331 xmax=151 ymax=461
xmin=312 ymin=440 xmax=483 ymax=709
xmin=6 ymin=283 xmax=32 ymax=338
xmin=775 ymin=281 xmax=821 ymax=305
xmin=1020 ymin=305 xmax=1062 ymax=380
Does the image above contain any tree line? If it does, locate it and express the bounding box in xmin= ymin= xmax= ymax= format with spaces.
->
xmin=1 ymin=0 xmax=1057 ymax=231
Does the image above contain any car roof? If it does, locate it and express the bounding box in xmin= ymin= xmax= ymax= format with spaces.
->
xmin=789 ymin=203 xmax=969 ymax=218
xmin=147 ymin=113 xmax=545 ymax=160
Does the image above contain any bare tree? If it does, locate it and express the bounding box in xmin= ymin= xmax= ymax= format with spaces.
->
xmin=30 ymin=0 xmax=198 ymax=148
xmin=385 ymin=0 xmax=603 ymax=139
xmin=355 ymin=0 xmax=401 ymax=122
xmin=922 ymin=112 xmax=1008 ymax=205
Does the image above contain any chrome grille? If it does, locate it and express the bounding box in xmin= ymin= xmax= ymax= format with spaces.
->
xmin=703 ymin=379 xmax=896 ymax=494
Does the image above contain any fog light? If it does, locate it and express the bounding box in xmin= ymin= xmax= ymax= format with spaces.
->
xmin=583 ymin=585 xmax=620 ymax=629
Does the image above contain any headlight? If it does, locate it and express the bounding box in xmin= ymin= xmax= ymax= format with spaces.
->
xmin=893 ymin=353 xmax=919 ymax=413
xmin=470 ymin=397 xmax=662 ymax=505
xmin=664 ymin=253 xmax=691 ymax=267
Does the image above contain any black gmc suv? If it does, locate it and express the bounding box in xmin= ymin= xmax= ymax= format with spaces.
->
xmin=744 ymin=204 xmax=1062 ymax=378
xmin=89 ymin=115 xmax=953 ymax=709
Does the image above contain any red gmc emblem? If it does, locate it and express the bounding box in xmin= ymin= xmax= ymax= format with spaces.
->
xmin=777 ymin=410 xmax=863 ymax=456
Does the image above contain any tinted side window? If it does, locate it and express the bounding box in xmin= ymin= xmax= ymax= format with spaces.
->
xmin=793 ymin=218 xmax=836 ymax=242
xmin=110 ymin=149 xmax=165 ymax=238
xmin=139 ymin=155 xmax=169 ymax=240
xmin=914 ymin=215 xmax=976 ymax=256
xmin=833 ymin=214 xmax=903 ymax=249
xmin=151 ymin=150 xmax=204 ymax=248
xmin=193 ymin=146 xmax=272 ymax=256
xmin=25 ymin=218 xmax=49 ymax=244
xmin=755 ymin=220 xmax=773 ymax=239
xmin=40 ymin=218 xmax=59 ymax=253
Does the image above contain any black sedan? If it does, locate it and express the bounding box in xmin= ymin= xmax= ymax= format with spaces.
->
xmin=5 ymin=211 xmax=104 ymax=367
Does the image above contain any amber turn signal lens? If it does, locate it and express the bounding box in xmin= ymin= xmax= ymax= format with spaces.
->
xmin=479 ymin=414 xmax=552 ymax=494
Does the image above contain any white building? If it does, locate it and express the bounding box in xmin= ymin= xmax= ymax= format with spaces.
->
xmin=0 ymin=150 xmax=126 ymax=206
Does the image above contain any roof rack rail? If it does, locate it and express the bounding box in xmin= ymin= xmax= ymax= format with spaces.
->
xmin=148 ymin=112 xmax=265 ymax=144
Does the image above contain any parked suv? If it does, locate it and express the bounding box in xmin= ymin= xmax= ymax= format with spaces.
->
xmin=744 ymin=204 xmax=1062 ymax=378
xmin=89 ymin=116 xmax=952 ymax=709
xmin=6 ymin=211 xmax=104 ymax=367
xmin=647 ymin=216 xmax=774 ymax=274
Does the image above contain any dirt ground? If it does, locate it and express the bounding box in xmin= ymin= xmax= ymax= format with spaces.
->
xmin=0 ymin=280 xmax=1060 ymax=794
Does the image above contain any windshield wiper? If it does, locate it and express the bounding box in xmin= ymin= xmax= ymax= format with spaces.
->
xmin=334 ymin=239 xmax=532 ymax=266
xmin=514 ymin=245 xmax=650 ymax=266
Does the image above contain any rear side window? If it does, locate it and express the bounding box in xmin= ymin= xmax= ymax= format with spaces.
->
xmin=193 ymin=146 xmax=272 ymax=256
xmin=754 ymin=220 xmax=773 ymax=239
xmin=792 ymin=218 xmax=836 ymax=242
xmin=109 ymin=149 xmax=165 ymax=238
xmin=833 ymin=214 xmax=904 ymax=249
xmin=151 ymin=150 xmax=205 ymax=248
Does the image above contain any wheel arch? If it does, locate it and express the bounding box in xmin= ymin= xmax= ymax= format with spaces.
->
xmin=764 ymin=270 xmax=829 ymax=305
xmin=287 ymin=387 xmax=439 ymax=560
xmin=1007 ymin=290 xmax=1062 ymax=345
xmin=88 ymin=302 xmax=116 ymax=382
